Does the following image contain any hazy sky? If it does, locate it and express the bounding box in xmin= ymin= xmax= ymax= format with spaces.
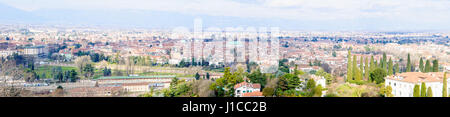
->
xmin=1 ymin=0 xmax=450 ymax=31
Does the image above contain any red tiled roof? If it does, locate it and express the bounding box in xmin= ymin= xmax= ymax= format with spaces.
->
xmin=234 ymin=81 xmax=261 ymax=89
xmin=242 ymin=91 xmax=263 ymax=97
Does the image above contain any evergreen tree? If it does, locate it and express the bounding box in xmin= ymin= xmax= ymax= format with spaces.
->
xmin=420 ymin=82 xmax=427 ymax=97
xmin=427 ymin=87 xmax=433 ymax=97
xmin=195 ymin=72 xmax=200 ymax=80
xmin=388 ymin=58 xmax=393 ymax=75
xmin=394 ymin=63 xmax=399 ymax=75
xmin=419 ymin=58 xmax=424 ymax=72
xmin=382 ymin=52 xmax=387 ymax=69
xmin=406 ymin=53 xmax=411 ymax=72
xmin=364 ymin=57 xmax=369 ymax=80
xmin=413 ymin=84 xmax=420 ymax=97
xmin=360 ymin=57 xmax=364 ymax=79
xmin=353 ymin=55 xmax=358 ymax=81
xmin=443 ymin=72 xmax=447 ymax=97
xmin=347 ymin=50 xmax=352 ymax=82
xmin=370 ymin=56 xmax=375 ymax=71
xmin=206 ymin=72 xmax=211 ymax=80
xmin=425 ymin=60 xmax=431 ymax=73
xmin=432 ymin=60 xmax=439 ymax=72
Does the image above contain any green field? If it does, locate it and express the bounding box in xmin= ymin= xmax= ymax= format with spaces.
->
xmin=36 ymin=65 xmax=195 ymax=79
xmin=35 ymin=65 xmax=77 ymax=79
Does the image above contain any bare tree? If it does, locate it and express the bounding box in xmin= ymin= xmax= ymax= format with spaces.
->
xmin=74 ymin=55 xmax=92 ymax=77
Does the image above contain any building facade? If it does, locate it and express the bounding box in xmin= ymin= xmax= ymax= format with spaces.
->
xmin=385 ymin=72 xmax=449 ymax=97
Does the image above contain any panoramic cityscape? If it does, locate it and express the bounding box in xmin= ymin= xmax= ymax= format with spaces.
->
xmin=0 ymin=0 xmax=449 ymax=97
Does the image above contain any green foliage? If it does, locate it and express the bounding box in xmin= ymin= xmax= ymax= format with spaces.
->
xmin=103 ymin=67 xmax=111 ymax=76
xmin=306 ymin=79 xmax=316 ymax=90
xmin=380 ymin=85 xmax=393 ymax=97
xmin=432 ymin=60 xmax=439 ymax=72
xmin=413 ymin=84 xmax=420 ymax=97
xmin=388 ymin=58 xmax=393 ymax=75
xmin=262 ymin=87 xmax=275 ymax=97
xmin=425 ymin=60 xmax=431 ymax=73
xmin=353 ymin=55 xmax=357 ymax=81
xmin=315 ymin=69 xmax=333 ymax=84
xmin=427 ymin=87 xmax=433 ymax=97
xmin=348 ymin=80 xmax=367 ymax=85
xmin=206 ymin=72 xmax=210 ymax=80
xmin=247 ymin=69 xmax=267 ymax=88
xmin=419 ymin=58 xmax=424 ymax=72
xmin=382 ymin=52 xmax=387 ymax=69
xmin=369 ymin=68 xmax=387 ymax=84
xmin=83 ymin=64 xmax=95 ymax=79
xmin=394 ymin=63 xmax=399 ymax=75
xmin=195 ymin=72 xmax=200 ymax=80
xmin=406 ymin=53 xmax=411 ymax=72
xmin=444 ymin=73 xmax=448 ymax=97
xmin=313 ymin=85 xmax=324 ymax=97
xmin=164 ymin=79 xmax=194 ymax=97
xmin=278 ymin=59 xmax=290 ymax=73
xmin=210 ymin=67 xmax=244 ymax=97
xmin=347 ymin=50 xmax=353 ymax=82
xmin=278 ymin=73 xmax=301 ymax=91
xmin=364 ymin=57 xmax=369 ymax=80
xmin=420 ymin=82 xmax=426 ymax=97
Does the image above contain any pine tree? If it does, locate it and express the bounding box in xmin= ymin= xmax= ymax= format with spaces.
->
xmin=406 ymin=53 xmax=411 ymax=72
xmin=413 ymin=84 xmax=420 ymax=97
xmin=347 ymin=50 xmax=352 ymax=82
xmin=364 ymin=57 xmax=369 ymax=80
xmin=427 ymin=87 xmax=433 ymax=97
xmin=425 ymin=60 xmax=431 ymax=73
xmin=443 ymin=72 xmax=447 ymax=97
xmin=420 ymin=82 xmax=427 ymax=97
xmin=419 ymin=58 xmax=424 ymax=72
xmin=432 ymin=60 xmax=439 ymax=72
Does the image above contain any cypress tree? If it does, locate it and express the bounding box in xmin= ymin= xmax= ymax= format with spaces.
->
xmin=388 ymin=58 xmax=393 ymax=75
xmin=406 ymin=53 xmax=411 ymax=72
xmin=432 ymin=60 xmax=439 ymax=72
xmin=419 ymin=58 xmax=424 ymax=72
xmin=420 ymin=82 xmax=427 ymax=97
xmin=413 ymin=84 xmax=420 ymax=97
xmin=353 ymin=55 xmax=358 ymax=81
xmin=382 ymin=52 xmax=387 ymax=69
xmin=360 ymin=57 xmax=364 ymax=79
xmin=427 ymin=87 xmax=433 ymax=97
xmin=370 ymin=56 xmax=375 ymax=70
xmin=394 ymin=63 xmax=399 ymax=75
xmin=425 ymin=60 xmax=431 ymax=73
xmin=364 ymin=57 xmax=369 ymax=80
xmin=443 ymin=72 xmax=447 ymax=97
xmin=347 ymin=50 xmax=352 ymax=82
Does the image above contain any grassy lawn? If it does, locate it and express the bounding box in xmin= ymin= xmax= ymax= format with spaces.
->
xmin=327 ymin=82 xmax=380 ymax=97
xmin=138 ymin=72 xmax=194 ymax=77
xmin=35 ymin=65 xmax=77 ymax=79
xmin=36 ymin=64 xmax=197 ymax=80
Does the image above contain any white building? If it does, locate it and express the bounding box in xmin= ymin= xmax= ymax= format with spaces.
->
xmin=385 ymin=72 xmax=449 ymax=97
xmin=234 ymin=81 xmax=262 ymax=97
xmin=23 ymin=46 xmax=47 ymax=56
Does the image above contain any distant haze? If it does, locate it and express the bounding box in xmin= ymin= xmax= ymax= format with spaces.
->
xmin=0 ymin=0 xmax=449 ymax=31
